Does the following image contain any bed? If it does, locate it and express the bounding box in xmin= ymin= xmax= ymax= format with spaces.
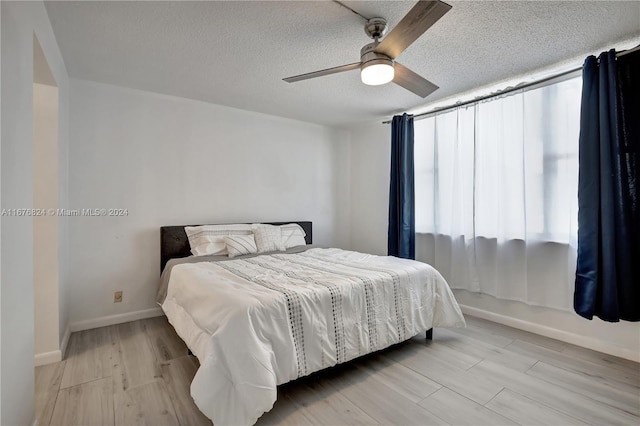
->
xmin=158 ymin=221 xmax=465 ymax=425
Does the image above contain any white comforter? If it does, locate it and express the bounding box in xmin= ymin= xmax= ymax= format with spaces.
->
xmin=162 ymin=248 xmax=465 ymax=425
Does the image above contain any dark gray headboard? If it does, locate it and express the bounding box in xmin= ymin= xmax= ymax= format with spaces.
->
xmin=160 ymin=221 xmax=312 ymax=271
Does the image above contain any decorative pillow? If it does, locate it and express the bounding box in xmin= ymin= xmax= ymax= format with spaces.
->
xmin=185 ymin=224 xmax=253 ymax=256
xmin=252 ymin=225 xmax=286 ymax=253
xmin=279 ymin=223 xmax=307 ymax=248
xmin=224 ymin=235 xmax=257 ymax=258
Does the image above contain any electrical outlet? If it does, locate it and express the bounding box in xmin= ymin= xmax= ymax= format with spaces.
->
xmin=114 ymin=291 xmax=123 ymax=303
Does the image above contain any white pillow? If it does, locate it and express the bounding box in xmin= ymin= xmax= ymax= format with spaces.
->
xmin=252 ymin=225 xmax=286 ymax=253
xmin=224 ymin=234 xmax=257 ymax=258
xmin=279 ymin=223 xmax=307 ymax=248
xmin=185 ymin=224 xmax=253 ymax=256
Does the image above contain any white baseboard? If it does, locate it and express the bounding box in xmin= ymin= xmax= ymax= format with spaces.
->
xmin=68 ymin=307 xmax=164 ymax=333
xmin=460 ymin=304 xmax=640 ymax=363
xmin=34 ymin=350 xmax=62 ymax=367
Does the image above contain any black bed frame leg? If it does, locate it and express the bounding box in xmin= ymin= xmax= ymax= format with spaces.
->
xmin=426 ymin=328 xmax=433 ymax=340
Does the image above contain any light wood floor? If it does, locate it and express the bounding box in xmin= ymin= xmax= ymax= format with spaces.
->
xmin=36 ymin=315 xmax=640 ymax=426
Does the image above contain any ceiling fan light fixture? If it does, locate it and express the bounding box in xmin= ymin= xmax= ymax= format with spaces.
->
xmin=361 ymin=59 xmax=394 ymax=86
xmin=283 ymin=1 xmax=451 ymax=97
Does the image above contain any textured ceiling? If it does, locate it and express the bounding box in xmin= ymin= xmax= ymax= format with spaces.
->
xmin=45 ymin=1 xmax=640 ymax=126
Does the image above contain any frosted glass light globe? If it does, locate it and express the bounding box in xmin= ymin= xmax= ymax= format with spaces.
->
xmin=361 ymin=62 xmax=394 ymax=86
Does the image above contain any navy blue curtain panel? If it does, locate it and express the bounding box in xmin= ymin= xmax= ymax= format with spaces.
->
xmin=574 ymin=49 xmax=640 ymax=322
xmin=388 ymin=113 xmax=415 ymax=260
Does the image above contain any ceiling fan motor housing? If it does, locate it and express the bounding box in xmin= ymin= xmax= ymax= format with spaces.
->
xmin=360 ymin=42 xmax=394 ymax=69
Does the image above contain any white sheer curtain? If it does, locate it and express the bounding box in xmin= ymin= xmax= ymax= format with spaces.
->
xmin=415 ymin=77 xmax=581 ymax=311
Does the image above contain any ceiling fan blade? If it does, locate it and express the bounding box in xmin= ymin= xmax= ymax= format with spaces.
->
xmin=283 ymin=63 xmax=361 ymax=83
xmin=393 ymin=62 xmax=439 ymax=98
xmin=375 ymin=1 xmax=451 ymax=59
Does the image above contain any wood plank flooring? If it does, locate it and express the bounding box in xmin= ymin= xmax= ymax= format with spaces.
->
xmin=36 ymin=315 xmax=640 ymax=426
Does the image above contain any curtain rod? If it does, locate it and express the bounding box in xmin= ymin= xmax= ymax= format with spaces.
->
xmin=383 ymin=44 xmax=640 ymax=124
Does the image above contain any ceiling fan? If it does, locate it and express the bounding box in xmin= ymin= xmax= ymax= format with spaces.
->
xmin=283 ymin=0 xmax=452 ymax=98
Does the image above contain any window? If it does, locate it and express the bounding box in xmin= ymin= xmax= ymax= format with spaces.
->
xmin=415 ymin=76 xmax=582 ymax=244
xmin=414 ymin=75 xmax=582 ymax=310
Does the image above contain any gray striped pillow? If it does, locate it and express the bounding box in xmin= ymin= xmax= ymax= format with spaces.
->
xmin=224 ymin=234 xmax=258 ymax=258
xmin=279 ymin=223 xmax=307 ymax=248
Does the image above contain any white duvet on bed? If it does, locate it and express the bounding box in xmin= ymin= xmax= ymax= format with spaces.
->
xmin=161 ymin=248 xmax=465 ymax=425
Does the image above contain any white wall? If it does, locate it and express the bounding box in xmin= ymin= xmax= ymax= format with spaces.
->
xmin=347 ymin=120 xmax=640 ymax=362
xmin=68 ymin=79 xmax=351 ymax=323
xmin=349 ymin=122 xmax=389 ymax=255
xmin=57 ymin=65 xmax=70 ymax=357
xmin=1 ymin=4 xmax=3 ymax=420
xmin=1 ymin=1 xmax=69 ymax=424
xmin=33 ymin=82 xmax=60 ymax=357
